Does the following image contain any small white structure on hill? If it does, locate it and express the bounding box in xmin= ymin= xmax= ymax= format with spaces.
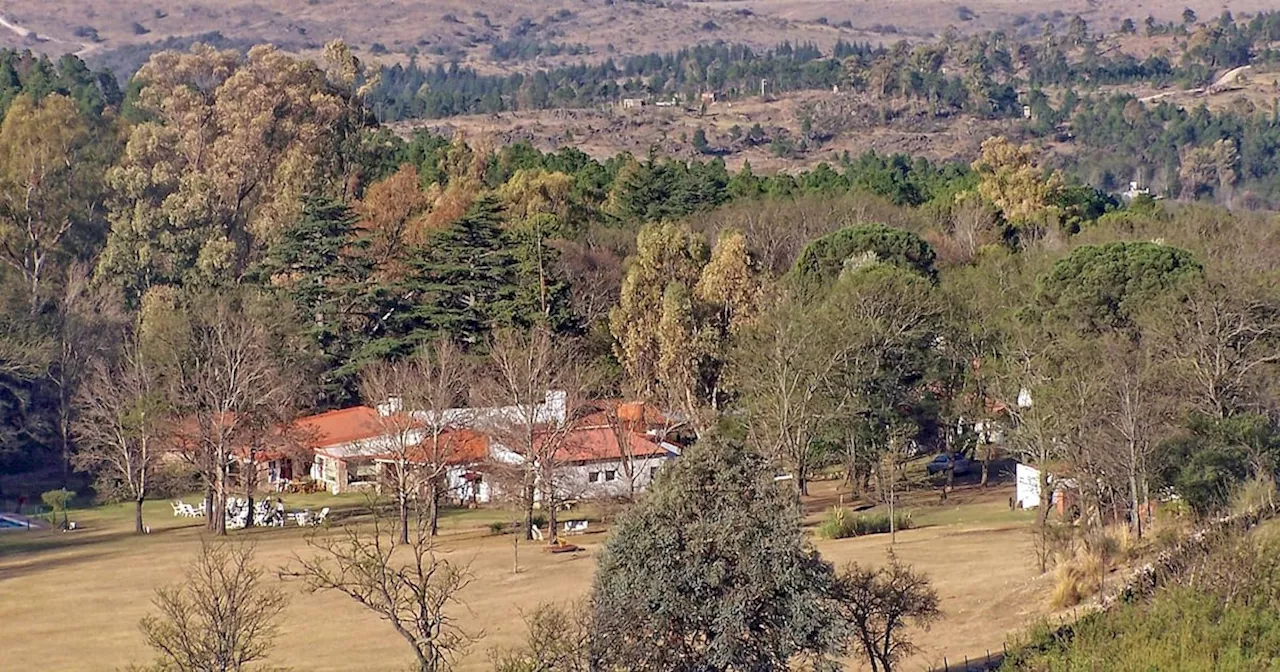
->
xmin=1016 ymin=463 xmax=1041 ymax=509
xmin=1122 ymin=181 xmax=1152 ymax=202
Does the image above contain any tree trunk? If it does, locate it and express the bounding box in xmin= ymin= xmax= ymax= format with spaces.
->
xmin=134 ymin=497 xmax=145 ymax=535
xmin=523 ymin=471 xmax=536 ymax=541
xmin=244 ymin=462 xmax=255 ymax=530
xmin=398 ymin=490 xmax=410 ymax=545
xmin=1128 ymin=468 xmax=1141 ymax=539
xmin=980 ymin=457 xmax=990 ymax=487
xmin=1036 ymin=467 xmax=1051 ymax=527
xmin=428 ymin=481 xmax=440 ymax=537
xmin=214 ymin=465 xmax=228 ymax=536
xmin=57 ymin=394 xmax=72 ymax=488
xmin=204 ymin=487 xmax=214 ymax=531
xmin=545 ymin=468 xmax=558 ymax=544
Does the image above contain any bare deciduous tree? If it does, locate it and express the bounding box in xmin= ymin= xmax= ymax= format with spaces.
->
xmin=72 ymin=332 xmax=168 ymax=534
xmin=138 ymin=541 xmax=287 ymax=672
xmin=489 ymin=601 xmax=593 ymax=672
xmin=482 ymin=327 xmax=589 ymax=541
xmin=359 ymin=339 xmax=471 ymax=542
xmin=288 ymin=504 xmax=475 ymax=672
xmin=1095 ymin=335 xmax=1171 ymax=538
xmin=733 ymin=291 xmax=858 ymax=496
xmin=1146 ymin=280 xmax=1280 ymax=419
xmin=832 ymin=553 xmax=941 ymax=672
xmin=151 ymin=292 xmax=297 ymax=535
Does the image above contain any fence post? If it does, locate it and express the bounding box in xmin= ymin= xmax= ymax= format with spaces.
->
xmin=944 ymin=655 xmax=948 ymax=671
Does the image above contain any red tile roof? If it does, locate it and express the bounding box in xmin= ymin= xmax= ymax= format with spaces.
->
xmin=541 ymin=426 xmax=674 ymax=463
xmin=291 ymin=406 xmax=386 ymax=448
xmin=576 ymin=400 xmax=671 ymax=432
xmin=398 ymin=429 xmax=490 ymax=466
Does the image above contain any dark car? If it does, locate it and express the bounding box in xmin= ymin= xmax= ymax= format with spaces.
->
xmin=926 ymin=453 xmax=973 ymax=476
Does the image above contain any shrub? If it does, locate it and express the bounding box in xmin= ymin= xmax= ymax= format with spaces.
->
xmin=1050 ymin=546 xmax=1107 ymax=607
xmin=1230 ymin=473 xmax=1277 ymax=516
xmin=72 ymin=26 xmax=101 ymax=42
xmin=488 ymin=521 xmax=509 ymax=535
xmin=41 ymin=488 xmax=76 ymax=528
xmin=819 ymin=507 xmax=913 ymax=539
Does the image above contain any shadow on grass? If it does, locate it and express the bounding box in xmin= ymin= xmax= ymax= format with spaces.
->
xmin=0 ymin=545 xmax=123 ymax=581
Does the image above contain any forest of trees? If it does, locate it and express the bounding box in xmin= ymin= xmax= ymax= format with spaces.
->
xmin=1 ymin=19 xmax=1280 ymax=672
xmin=0 ymin=34 xmax=1275 ymax=542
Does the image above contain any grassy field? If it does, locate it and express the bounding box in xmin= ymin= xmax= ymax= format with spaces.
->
xmin=1 ymin=480 xmax=1048 ymax=671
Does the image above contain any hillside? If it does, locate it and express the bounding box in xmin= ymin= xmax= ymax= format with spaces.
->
xmin=0 ymin=0 xmax=1276 ymax=76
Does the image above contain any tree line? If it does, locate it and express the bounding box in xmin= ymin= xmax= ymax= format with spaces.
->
xmin=364 ymin=11 xmax=1280 ymax=122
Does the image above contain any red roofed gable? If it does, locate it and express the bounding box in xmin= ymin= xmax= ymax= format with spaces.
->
xmin=398 ymin=429 xmax=491 ymax=465
xmin=291 ymin=406 xmax=385 ymax=448
xmin=544 ymin=426 xmax=674 ymax=463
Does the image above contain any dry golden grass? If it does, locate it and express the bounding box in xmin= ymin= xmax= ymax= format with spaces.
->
xmin=402 ymin=90 xmax=1000 ymax=173
xmin=1 ymin=481 xmax=1051 ymax=671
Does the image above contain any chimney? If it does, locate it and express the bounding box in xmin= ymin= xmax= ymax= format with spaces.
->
xmin=377 ymin=395 xmax=404 ymax=416
xmin=544 ymin=390 xmax=567 ymax=425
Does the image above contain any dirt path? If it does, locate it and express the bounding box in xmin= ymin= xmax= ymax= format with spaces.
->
xmin=1210 ymin=64 xmax=1252 ymax=89
xmin=0 ymin=8 xmax=96 ymax=57
xmin=0 ymin=12 xmax=33 ymax=39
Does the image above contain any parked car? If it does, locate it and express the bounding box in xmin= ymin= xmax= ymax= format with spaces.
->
xmin=926 ymin=453 xmax=973 ymax=477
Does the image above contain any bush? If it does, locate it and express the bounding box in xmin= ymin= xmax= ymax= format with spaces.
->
xmin=1050 ymin=546 xmax=1107 ymax=607
xmin=488 ymin=521 xmax=509 ymax=535
xmin=1230 ymin=474 xmax=1277 ymax=516
xmin=818 ymin=507 xmax=913 ymax=539
xmin=72 ymin=26 xmax=101 ymax=42
xmin=41 ymin=488 xmax=76 ymax=528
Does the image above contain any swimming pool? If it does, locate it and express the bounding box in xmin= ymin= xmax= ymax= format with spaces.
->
xmin=0 ymin=514 xmax=30 ymax=529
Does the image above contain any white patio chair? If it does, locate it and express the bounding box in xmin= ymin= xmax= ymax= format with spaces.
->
xmin=314 ymin=507 xmax=330 ymax=526
xmin=563 ymin=520 xmax=588 ymax=535
xmin=171 ymin=501 xmax=183 ymax=517
xmin=531 ymin=524 xmax=544 ymax=541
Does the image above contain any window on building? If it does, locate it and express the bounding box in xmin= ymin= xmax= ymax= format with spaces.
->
xmin=650 ymin=466 xmax=660 ymax=480
xmin=589 ymin=471 xmax=601 ymax=483
xmin=604 ymin=470 xmax=617 ymax=482
xmin=349 ymin=460 xmax=379 ymax=483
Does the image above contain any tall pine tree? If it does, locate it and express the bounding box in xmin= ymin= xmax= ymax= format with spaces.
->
xmin=257 ymin=196 xmax=376 ymax=407
xmin=375 ymin=196 xmax=520 ymax=354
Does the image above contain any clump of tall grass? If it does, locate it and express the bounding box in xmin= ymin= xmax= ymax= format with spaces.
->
xmin=1230 ymin=474 xmax=1277 ymax=517
xmin=1051 ymin=545 xmax=1108 ymax=608
xmin=818 ymin=506 xmax=913 ymax=539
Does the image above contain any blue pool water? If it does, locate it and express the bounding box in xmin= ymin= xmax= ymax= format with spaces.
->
xmin=0 ymin=515 xmax=28 ymax=528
